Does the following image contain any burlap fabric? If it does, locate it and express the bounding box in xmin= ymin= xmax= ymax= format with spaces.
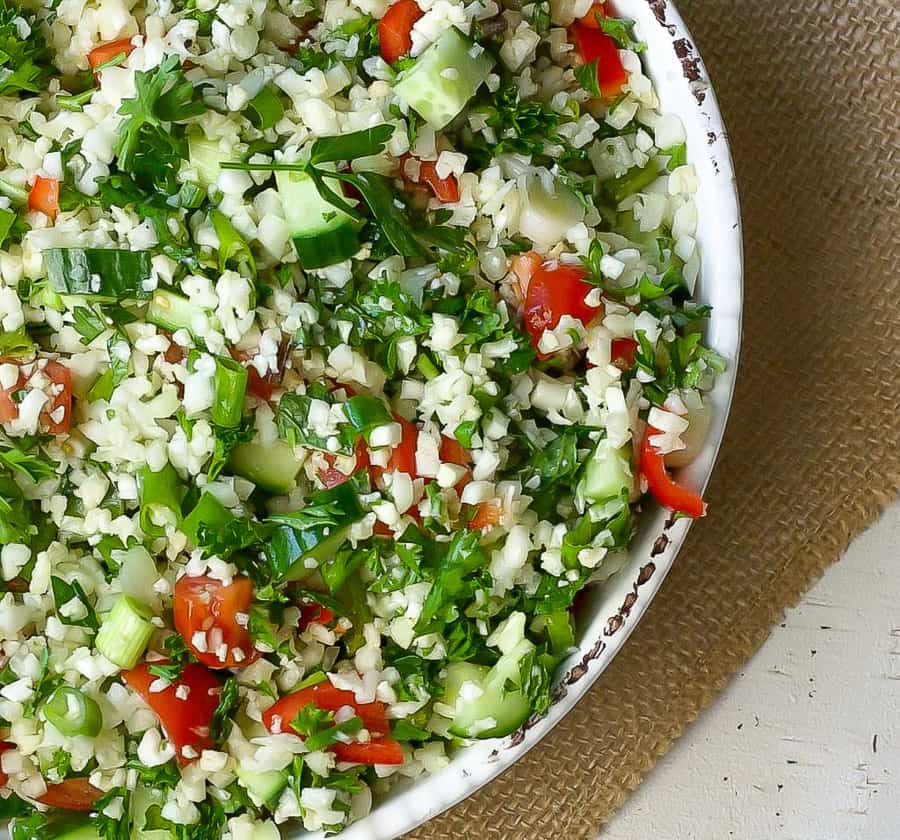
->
xmin=406 ymin=1 xmax=900 ymax=836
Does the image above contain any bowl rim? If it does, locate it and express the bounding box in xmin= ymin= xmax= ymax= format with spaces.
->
xmin=309 ymin=1 xmax=744 ymax=836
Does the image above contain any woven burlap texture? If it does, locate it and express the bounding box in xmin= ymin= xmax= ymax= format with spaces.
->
xmin=406 ymin=1 xmax=900 ymax=837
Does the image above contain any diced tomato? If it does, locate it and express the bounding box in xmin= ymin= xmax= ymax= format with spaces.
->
xmin=229 ymin=346 xmax=278 ymax=401
xmin=378 ymin=0 xmax=423 ymax=64
xmin=332 ymin=737 xmax=404 ymax=765
xmin=402 ymin=156 xmax=460 ymax=204
xmin=28 ymin=176 xmax=59 ymax=221
xmin=0 ymin=372 xmax=21 ymax=423
xmin=264 ymin=682 xmax=390 ymax=736
xmin=0 ymin=740 xmax=11 ymax=786
xmin=439 ymin=435 xmax=469 ymax=467
xmin=0 ymin=359 xmax=73 ymax=434
xmin=298 ymin=602 xmax=336 ymax=630
xmin=41 ymin=361 xmax=73 ymax=434
xmin=87 ymin=37 xmax=135 ymax=71
xmin=173 ymin=575 xmax=258 ymax=669
xmin=318 ymin=438 xmax=370 ymax=489
xmin=509 ymin=250 xmax=544 ymax=303
xmin=263 ymin=682 xmax=403 ymax=766
xmin=570 ymin=22 xmax=628 ymax=99
xmin=578 ymin=1 xmax=609 ymax=27
xmin=439 ymin=435 xmax=471 ymax=492
xmin=639 ymin=426 xmax=706 ymax=518
xmin=523 ymin=261 xmax=601 ymax=358
xmin=36 ymin=777 xmax=103 ymax=811
xmin=611 ymin=337 xmax=638 ymax=370
xmin=370 ymin=413 xmax=418 ymax=480
xmin=246 ymin=367 xmax=274 ymax=401
xmin=123 ymin=662 xmax=222 ymax=760
xmin=467 ymin=499 xmax=502 ymax=530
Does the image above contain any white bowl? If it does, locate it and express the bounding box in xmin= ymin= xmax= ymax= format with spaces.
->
xmin=326 ymin=1 xmax=744 ymax=837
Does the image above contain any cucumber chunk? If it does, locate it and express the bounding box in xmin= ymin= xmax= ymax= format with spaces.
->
xmin=394 ymin=28 xmax=495 ymax=129
xmin=439 ymin=616 xmax=535 ymax=739
xmin=517 ymin=170 xmax=585 ymax=250
xmin=229 ymin=439 xmax=303 ymax=494
xmin=236 ymin=766 xmax=288 ymax=807
xmin=145 ymin=289 xmax=212 ymax=336
xmin=276 ymin=168 xmax=361 ymax=270
xmin=188 ymin=131 xmax=225 ymax=188
xmin=577 ymin=440 xmax=633 ymax=506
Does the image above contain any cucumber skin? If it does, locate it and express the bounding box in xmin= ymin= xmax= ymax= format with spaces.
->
xmin=145 ymin=289 xmax=207 ymax=335
xmin=276 ymin=169 xmax=360 ymax=269
xmin=394 ymin=28 xmax=495 ymax=129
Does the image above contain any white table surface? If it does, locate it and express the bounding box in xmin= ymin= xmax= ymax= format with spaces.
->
xmin=603 ymin=499 xmax=900 ymax=840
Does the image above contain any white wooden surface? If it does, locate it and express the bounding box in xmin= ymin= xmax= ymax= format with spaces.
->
xmin=604 ymin=500 xmax=900 ymax=840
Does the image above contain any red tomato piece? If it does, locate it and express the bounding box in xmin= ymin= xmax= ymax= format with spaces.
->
xmin=229 ymin=346 xmax=277 ymax=401
xmin=0 ymin=370 xmax=23 ymax=423
xmin=403 ymin=157 xmax=460 ymax=204
xmin=298 ymin=602 xmax=336 ymax=630
xmin=318 ymin=438 xmax=370 ymax=489
xmin=639 ymin=426 xmax=706 ymax=518
xmin=523 ymin=262 xmax=601 ymax=357
xmin=88 ymin=37 xmax=136 ymax=71
xmin=467 ymin=500 xmax=501 ymax=530
xmin=28 ymin=176 xmax=59 ymax=221
xmin=578 ymin=1 xmax=609 ymax=27
xmin=570 ymin=22 xmax=628 ymax=99
xmin=379 ymin=0 xmax=423 ymax=64
xmin=331 ymin=737 xmax=404 ymax=765
xmin=610 ymin=337 xmax=638 ymax=370
xmin=263 ymin=682 xmax=390 ymax=737
xmin=438 ymin=435 xmax=469 ymax=467
xmin=173 ymin=575 xmax=259 ymax=669
xmin=36 ymin=777 xmax=103 ymax=812
xmin=370 ymin=414 xmax=418 ymax=480
xmin=123 ymin=662 xmax=222 ymax=760
xmin=41 ymin=361 xmax=73 ymax=434
xmin=0 ymin=360 xmax=73 ymax=434
xmin=0 ymin=740 xmax=11 ymax=786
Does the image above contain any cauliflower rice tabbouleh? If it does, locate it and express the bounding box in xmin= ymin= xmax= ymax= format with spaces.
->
xmin=0 ymin=0 xmax=724 ymax=835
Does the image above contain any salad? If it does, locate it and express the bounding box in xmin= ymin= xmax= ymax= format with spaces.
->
xmin=0 ymin=0 xmax=724 ymax=836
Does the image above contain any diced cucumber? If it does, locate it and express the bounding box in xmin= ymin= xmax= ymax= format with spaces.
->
xmin=229 ymin=439 xmax=303 ymax=494
xmin=517 ymin=171 xmax=585 ymax=250
xmin=188 ymin=131 xmax=225 ymax=188
xmin=236 ymin=766 xmax=288 ymax=807
xmin=51 ymin=822 xmax=103 ymax=840
xmin=145 ymin=289 xmax=212 ymax=336
xmin=441 ymin=649 xmax=533 ymax=739
xmin=130 ymin=783 xmax=174 ymax=839
xmin=576 ymin=440 xmax=633 ymax=506
xmin=276 ymin=168 xmax=361 ymax=270
xmin=394 ymin=27 xmax=495 ymax=129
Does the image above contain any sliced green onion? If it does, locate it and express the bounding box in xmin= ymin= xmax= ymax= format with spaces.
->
xmin=0 ymin=327 xmax=33 ymax=358
xmin=44 ymin=248 xmax=153 ymax=301
xmin=210 ymin=210 xmax=256 ymax=276
xmin=0 ymin=179 xmax=28 ymax=205
xmin=56 ymin=88 xmax=97 ymax=112
xmin=246 ymin=85 xmax=284 ymax=130
xmin=606 ymin=162 xmax=661 ymax=203
xmin=342 ymin=394 xmax=392 ymax=441
xmin=138 ymin=463 xmax=183 ymax=536
xmin=95 ymin=595 xmax=154 ymax=669
xmin=293 ymin=670 xmax=328 ymax=691
xmin=212 ymin=357 xmax=249 ymax=428
xmin=182 ymin=491 xmax=235 ymax=545
xmin=43 ymin=686 xmax=103 ymax=737
xmin=416 ymin=353 xmax=439 ymax=380
xmin=176 ymin=181 xmax=206 ymax=209
xmin=0 ymin=207 xmax=16 ymax=248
